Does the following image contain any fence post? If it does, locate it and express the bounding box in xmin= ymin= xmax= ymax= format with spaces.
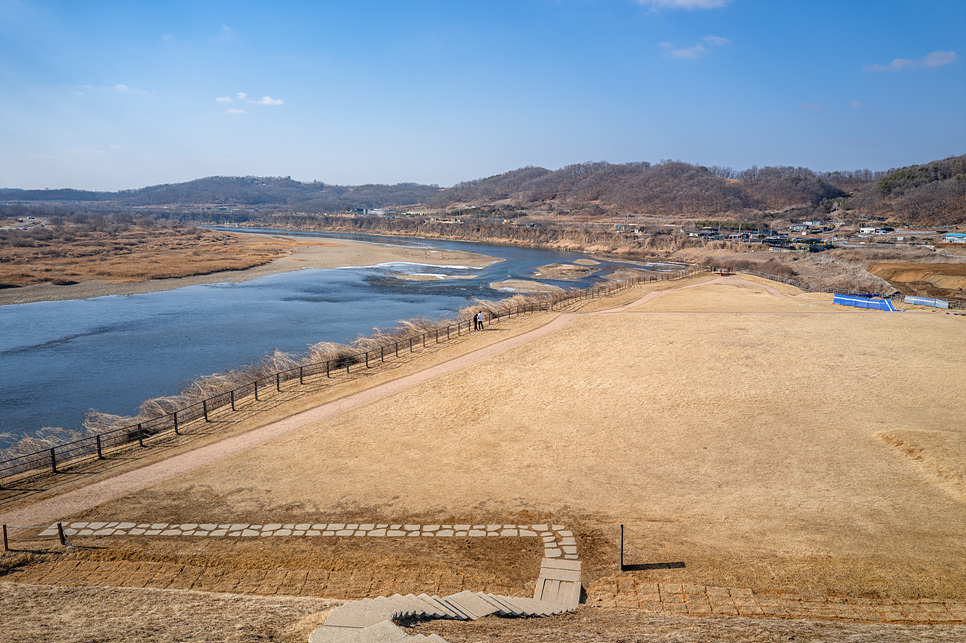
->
xmin=436 ymin=329 xmax=439 ymax=343
xmin=395 ymin=342 xmax=399 ymax=357
xmin=173 ymin=412 xmax=179 ymax=435
xmin=276 ymin=372 xmax=281 ymax=392
xmin=138 ymin=423 xmax=144 ymax=447
xmin=254 ymin=380 xmax=259 ymax=401
xmin=326 ymin=360 xmax=331 ymax=378
xmin=447 ymin=326 xmax=450 ymax=340
xmin=231 ymin=390 xmax=236 ymax=411
xmin=381 ymin=346 xmax=384 ymax=362
xmin=299 ymin=366 xmax=304 ymax=385
xmin=57 ymin=522 xmax=67 ymax=547
xmin=422 ymin=333 xmax=426 ymax=348
xmin=96 ymin=434 xmax=103 ymax=460
xmin=366 ymin=351 xmax=370 ymax=368
xmin=203 ymin=400 xmax=209 ymax=422
xmin=50 ymin=447 xmax=57 ymax=473
xmin=2 ymin=524 xmax=7 ymax=552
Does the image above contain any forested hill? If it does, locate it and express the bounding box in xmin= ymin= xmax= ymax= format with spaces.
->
xmin=2 ymin=155 xmax=963 ymax=224
xmin=428 ymin=156 xmax=966 ymax=224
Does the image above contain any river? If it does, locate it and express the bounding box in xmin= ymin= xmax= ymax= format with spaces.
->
xmin=0 ymin=230 xmax=682 ymax=443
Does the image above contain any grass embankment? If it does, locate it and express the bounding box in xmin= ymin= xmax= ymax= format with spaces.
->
xmin=38 ymin=276 xmax=966 ymax=603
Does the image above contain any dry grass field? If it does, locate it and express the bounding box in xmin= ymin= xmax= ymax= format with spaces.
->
xmin=63 ymin=278 xmax=966 ymax=595
xmin=3 ymin=274 xmax=964 ymax=641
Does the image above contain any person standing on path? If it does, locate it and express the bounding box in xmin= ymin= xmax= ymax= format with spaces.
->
xmin=476 ymin=311 xmax=484 ymax=330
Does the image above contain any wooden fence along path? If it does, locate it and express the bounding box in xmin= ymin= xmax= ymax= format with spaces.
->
xmin=6 ymin=262 xmax=951 ymax=487
xmin=0 ymin=268 xmax=702 ymax=486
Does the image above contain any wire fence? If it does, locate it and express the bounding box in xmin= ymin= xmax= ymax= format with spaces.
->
xmin=0 ymin=267 xmax=703 ymax=487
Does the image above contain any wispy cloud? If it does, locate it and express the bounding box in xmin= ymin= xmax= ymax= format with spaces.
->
xmin=864 ymin=50 xmax=958 ymax=72
xmin=113 ymin=83 xmax=147 ymax=95
xmin=225 ymin=108 xmax=246 ymax=115
xmin=849 ymin=100 xmax=864 ymax=109
xmin=638 ymin=0 xmax=731 ymax=10
xmin=216 ymin=91 xmax=282 ymax=106
xmin=661 ymin=34 xmax=732 ymax=59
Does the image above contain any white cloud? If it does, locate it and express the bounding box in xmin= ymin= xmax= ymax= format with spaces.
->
xmin=666 ymin=44 xmax=707 ymax=59
xmin=702 ymin=35 xmax=731 ymax=46
xmin=226 ymin=108 xmax=246 ymax=114
xmin=216 ymin=92 xmax=283 ymax=108
xmin=638 ymin=0 xmax=731 ymax=9
xmin=865 ymin=50 xmax=958 ymax=72
xmin=661 ymin=34 xmax=731 ymax=59
xmin=113 ymin=83 xmax=147 ymax=95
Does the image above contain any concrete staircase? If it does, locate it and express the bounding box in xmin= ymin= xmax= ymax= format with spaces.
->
xmin=309 ymin=558 xmax=582 ymax=642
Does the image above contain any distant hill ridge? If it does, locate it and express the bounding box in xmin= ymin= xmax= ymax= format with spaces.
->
xmin=2 ymin=155 xmax=963 ymax=224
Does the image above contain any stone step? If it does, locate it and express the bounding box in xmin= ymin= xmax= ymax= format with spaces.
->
xmin=431 ymin=594 xmax=474 ymax=621
xmin=324 ymin=604 xmax=396 ymax=628
xmin=473 ymin=592 xmax=523 ymax=616
xmin=443 ymin=590 xmax=501 ymax=620
xmin=416 ymin=593 xmax=465 ymax=619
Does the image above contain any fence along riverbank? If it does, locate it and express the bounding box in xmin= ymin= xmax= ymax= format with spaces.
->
xmin=0 ymin=268 xmax=703 ymax=487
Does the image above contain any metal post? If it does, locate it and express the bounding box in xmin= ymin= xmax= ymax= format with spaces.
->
xmin=435 ymin=329 xmax=439 ymax=343
xmin=326 ymin=360 xmax=331 ymax=378
xmin=57 ymin=522 xmax=66 ymax=546
xmin=96 ymin=435 xmax=103 ymax=459
xmin=50 ymin=447 xmax=57 ymax=473
xmin=138 ymin=423 xmax=144 ymax=447
xmin=173 ymin=412 xmax=179 ymax=435
xmin=395 ymin=342 xmax=398 ymax=357
xmin=620 ymin=524 xmax=625 ymax=572
xmin=381 ymin=346 xmax=384 ymax=362
xmin=276 ymin=373 xmax=281 ymax=392
xmin=231 ymin=390 xmax=236 ymax=411
xmin=410 ymin=337 xmax=413 ymax=352
xmin=203 ymin=400 xmax=209 ymax=422
xmin=422 ymin=333 xmax=426 ymax=348
xmin=2 ymin=524 xmax=8 ymax=552
xmin=299 ymin=366 xmax=304 ymax=385
xmin=254 ymin=380 xmax=259 ymax=401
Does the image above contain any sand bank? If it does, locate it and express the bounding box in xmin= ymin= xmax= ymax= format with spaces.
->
xmin=0 ymin=237 xmax=500 ymax=306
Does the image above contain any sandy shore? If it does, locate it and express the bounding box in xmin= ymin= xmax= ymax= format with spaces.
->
xmin=0 ymin=236 xmax=500 ymax=306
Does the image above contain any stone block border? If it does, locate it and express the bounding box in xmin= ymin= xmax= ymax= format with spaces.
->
xmin=44 ymin=521 xmax=580 ymax=560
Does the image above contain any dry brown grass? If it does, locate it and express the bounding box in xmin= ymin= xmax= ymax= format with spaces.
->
xmin=63 ymin=278 xmax=966 ymax=603
xmin=868 ymin=262 xmax=966 ymax=299
xmin=0 ymin=225 xmax=306 ymax=286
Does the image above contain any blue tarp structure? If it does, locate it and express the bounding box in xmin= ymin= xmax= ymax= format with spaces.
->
xmin=833 ymin=294 xmax=899 ymax=311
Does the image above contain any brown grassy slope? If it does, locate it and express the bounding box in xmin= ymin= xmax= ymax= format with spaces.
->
xmin=73 ymin=279 xmax=966 ymax=601
xmin=869 ymin=262 xmax=966 ymax=299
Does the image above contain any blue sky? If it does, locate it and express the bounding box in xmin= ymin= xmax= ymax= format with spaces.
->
xmin=1 ymin=0 xmax=964 ymax=191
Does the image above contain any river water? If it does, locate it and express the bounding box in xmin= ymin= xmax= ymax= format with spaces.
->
xmin=0 ymin=230 xmax=681 ymax=442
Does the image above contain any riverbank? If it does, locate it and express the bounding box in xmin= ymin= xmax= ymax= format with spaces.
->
xmin=0 ymin=236 xmax=501 ymax=306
